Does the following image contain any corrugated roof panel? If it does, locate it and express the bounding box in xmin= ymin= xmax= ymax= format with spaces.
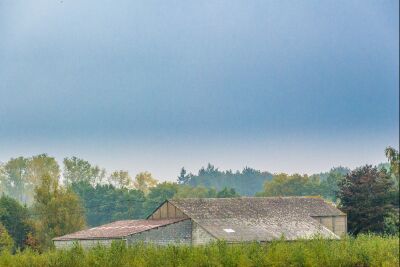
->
xmin=53 ymin=218 xmax=187 ymax=241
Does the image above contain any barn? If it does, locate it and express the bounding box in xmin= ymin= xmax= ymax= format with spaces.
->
xmin=53 ymin=197 xmax=347 ymax=249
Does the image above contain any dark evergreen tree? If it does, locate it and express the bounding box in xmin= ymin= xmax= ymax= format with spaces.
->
xmin=338 ymin=165 xmax=395 ymax=235
xmin=216 ymin=187 xmax=240 ymax=198
xmin=177 ymin=167 xmax=190 ymax=184
xmin=0 ymin=195 xmax=33 ymax=249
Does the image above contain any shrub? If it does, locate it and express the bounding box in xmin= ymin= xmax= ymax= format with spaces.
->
xmin=0 ymin=235 xmax=398 ymax=267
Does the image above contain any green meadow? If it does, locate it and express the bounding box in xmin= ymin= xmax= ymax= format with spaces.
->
xmin=0 ymin=235 xmax=398 ymax=267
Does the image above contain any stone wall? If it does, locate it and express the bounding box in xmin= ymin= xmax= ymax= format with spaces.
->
xmin=313 ymin=215 xmax=347 ymax=237
xmin=191 ymin=222 xmax=216 ymax=245
xmin=127 ymin=219 xmax=192 ymax=245
xmin=54 ymin=238 xmax=122 ymax=249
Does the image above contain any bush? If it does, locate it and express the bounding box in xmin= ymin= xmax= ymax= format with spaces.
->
xmin=0 ymin=235 xmax=398 ymax=267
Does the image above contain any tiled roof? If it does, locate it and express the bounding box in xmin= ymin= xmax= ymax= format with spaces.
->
xmin=169 ymin=197 xmax=343 ymax=241
xmin=53 ymin=218 xmax=187 ymax=241
xmin=169 ymin=197 xmax=344 ymax=219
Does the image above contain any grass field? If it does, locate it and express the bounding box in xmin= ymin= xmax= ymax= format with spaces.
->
xmin=0 ymin=235 xmax=398 ymax=267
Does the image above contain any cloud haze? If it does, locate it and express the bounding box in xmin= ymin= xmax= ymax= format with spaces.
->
xmin=0 ymin=0 xmax=398 ymax=180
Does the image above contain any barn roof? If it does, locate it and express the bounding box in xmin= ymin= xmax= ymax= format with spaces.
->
xmin=53 ymin=218 xmax=187 ymax=241
xmin=168 ymin=197 xmax=343 ymax=241
xmin=169 ymin=197 xmax=344 ymax=219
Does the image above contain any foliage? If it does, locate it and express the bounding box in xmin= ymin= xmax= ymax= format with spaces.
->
xmin=143 ymin=182 xmax=179 ymax=217
xmin=177 ymin=167 xmax=190 ymax=184
xmin=0 ymin=157 xmax=29 ymax=204
xmin=0 ymin=154 xmax=60 ymax=205
xmin=63 ymin=157 xmax=106 ymax=186
xmin=33 ymin=174 xmax=86 ymax=249
xmin=259 ymin=173 xmax=321 ymax=197
xmin=338 ymin=165 xmax=395 ymax=235
xmin=216 ymin=187 xmax=240 ymax=198
xmin=187 ymin=164 xmax=273 ymax=196
xmin=384 ymin=211 xmax=400 ymax=235
xmin=71 ymin=182 xmax=146 ymax=226
xmin=72 ymin=181 xmax=242 ymax=226
xmin=0 ymin=195 xmax=33 ymax=249
xmin=0 ymin=223 xmax=13 ymax=253
xmin=385 ymin=146 xmax=399 ymax=182
xmin=258 ymin=167 xmax=348 ymax=201
xmin=0 ymin=235 xmax=398 ymax=267
xmin=134 ymin=172 xmax=158 ymax=194
xmin=174 ymin=185 xmax=216 ymax=198
xmin=108 ymin=170 xmax=133 ymax=189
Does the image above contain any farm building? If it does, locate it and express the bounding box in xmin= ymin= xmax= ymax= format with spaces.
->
xmin=53 ymin=197 xmax=347 ymax=249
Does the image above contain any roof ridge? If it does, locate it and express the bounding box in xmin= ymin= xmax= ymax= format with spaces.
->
xmin=171 ymin=196 xmax=323 ymax=200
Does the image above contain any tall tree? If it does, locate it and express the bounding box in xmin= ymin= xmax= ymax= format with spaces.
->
xmin=0 ymin=195 xmax=33 ymax=249
xmin=25 ymin=154 xmax=60 ymax=205
xmin=319 ymin=167 xmax=349 ymax=201
xmin=188 ymin=164 xmax=272 ymax=196
xmin=108 ymin=170 xmax=132 ymax=189
xmin=259 ymin=173 xmax=321 ymax=197
xmin=174 ymin=185 xmax=216 ymax=198
xmin=338 ymin=165 xmax=394 ymax=235
xmin=216 ymin=187 xmax=240 ymax=198
xmin=134 ymin=172 xmax=158 ymax=194
xmin=0 ymin=164 xmax=5 ymax=196
xmin=63 ymin=157 xmax=106 ymax=185
xmin=385 ymin=146 xmax=399 ymax=182
xmin=1 ymin=157 xmax=29 ymax=203
xmin=33 ymin=174 xmax=85 ymax=249
xmin=0 ymin=223 xmax=14 ymax=253
xmin=71 ymin=181 xmax=146 ymax=226
xmin=177 ymin=167 xmax=190 ymax=184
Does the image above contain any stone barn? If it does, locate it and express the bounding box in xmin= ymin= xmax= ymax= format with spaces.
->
xmin=53 ymin=197 xmax=347 ymax=248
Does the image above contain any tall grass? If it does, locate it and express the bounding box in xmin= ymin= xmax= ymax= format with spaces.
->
xmin=0 ymin=235 xmax=398 ymax=267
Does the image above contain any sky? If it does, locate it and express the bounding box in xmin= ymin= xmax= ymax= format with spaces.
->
xmin=0 ymin=0 xmax=398 ymax=181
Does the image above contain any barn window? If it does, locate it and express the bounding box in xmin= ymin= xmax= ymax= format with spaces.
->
xmin=223 ymin=228 xmax=235 ymax=233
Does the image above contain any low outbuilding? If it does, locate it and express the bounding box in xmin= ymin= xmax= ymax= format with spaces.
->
xmin=53 ymin=197 xmax=346 ymax=248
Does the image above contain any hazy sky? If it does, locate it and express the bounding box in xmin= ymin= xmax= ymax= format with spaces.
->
xmin=0 ymin=0 xmax=398 ymax=181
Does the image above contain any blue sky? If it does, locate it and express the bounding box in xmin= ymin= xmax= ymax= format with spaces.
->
xmin=0 ymin=0 xmax=398 ymax=180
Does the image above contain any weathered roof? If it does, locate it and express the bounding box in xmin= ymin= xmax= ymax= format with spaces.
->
xmin=169 ymin=197 xmax=344 ymax=219
xmin=53 ymin=218 xmax=186 ymax=241
xmin=168 ymin=197 xmax=344 ymax=241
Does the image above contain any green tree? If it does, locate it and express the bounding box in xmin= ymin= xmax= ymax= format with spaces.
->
xmin=216 ymin=187 xmax=240 ymax=198
xmin=25 ymin=154 xmax=60 ymax=204
xmin=319 ymin=167 xmax=349 ymax=201
xmin=63 ymin=157 xmax=106 ymax=185
xmin=259 ymin=173 xmax=321 ymax=197
xmin=0 ymin=195 xmax=33 ymax=249
xmin=71 ymin=181 xmax=146 ymax=226
xmin=177 ymin=167 xmax=190 ymax=184
xmin=1 ymin=157 xmax=29 ymax=203
xmin=383 ymin=147 xmax=400 ymax=234
xmin=33 ymin=174 xmax=85 ymax=249
xmin=108 ymin=170 xmax=133 ymax=189
xmin=175 ymin=185 xmax=216 ymax=198
xmin=188 ymin=164 xmax=272 ymax=196
xmin=134 ymin=172 xmax=158 ymax=194
xmin=385 ymin=146 xmax=399 ymax=182
xmin=0 ymin=222 xmax=13 ymax=253
xmin=144 ymin=182 xmax=178 ymax=216
xmin=338 ymin=165 xmax=394 ymax=235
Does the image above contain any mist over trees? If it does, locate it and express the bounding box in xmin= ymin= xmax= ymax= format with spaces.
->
xmin=178 ymin=164 xmax=273 ymax=196
xmin=257 ymin=167 xmax=350 ymax=201
xmin=0 ymin=146 xmax=398 ymax=251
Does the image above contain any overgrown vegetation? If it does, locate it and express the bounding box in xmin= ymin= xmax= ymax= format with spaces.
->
xmin=0 ymin=235 xmax=398 ymax=267
xmin=0 ymin=147 xmax=398 ymax=252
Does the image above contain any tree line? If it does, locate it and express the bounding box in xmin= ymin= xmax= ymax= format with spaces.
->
xmin=0 ymin=147 xmax=398 ymax=252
